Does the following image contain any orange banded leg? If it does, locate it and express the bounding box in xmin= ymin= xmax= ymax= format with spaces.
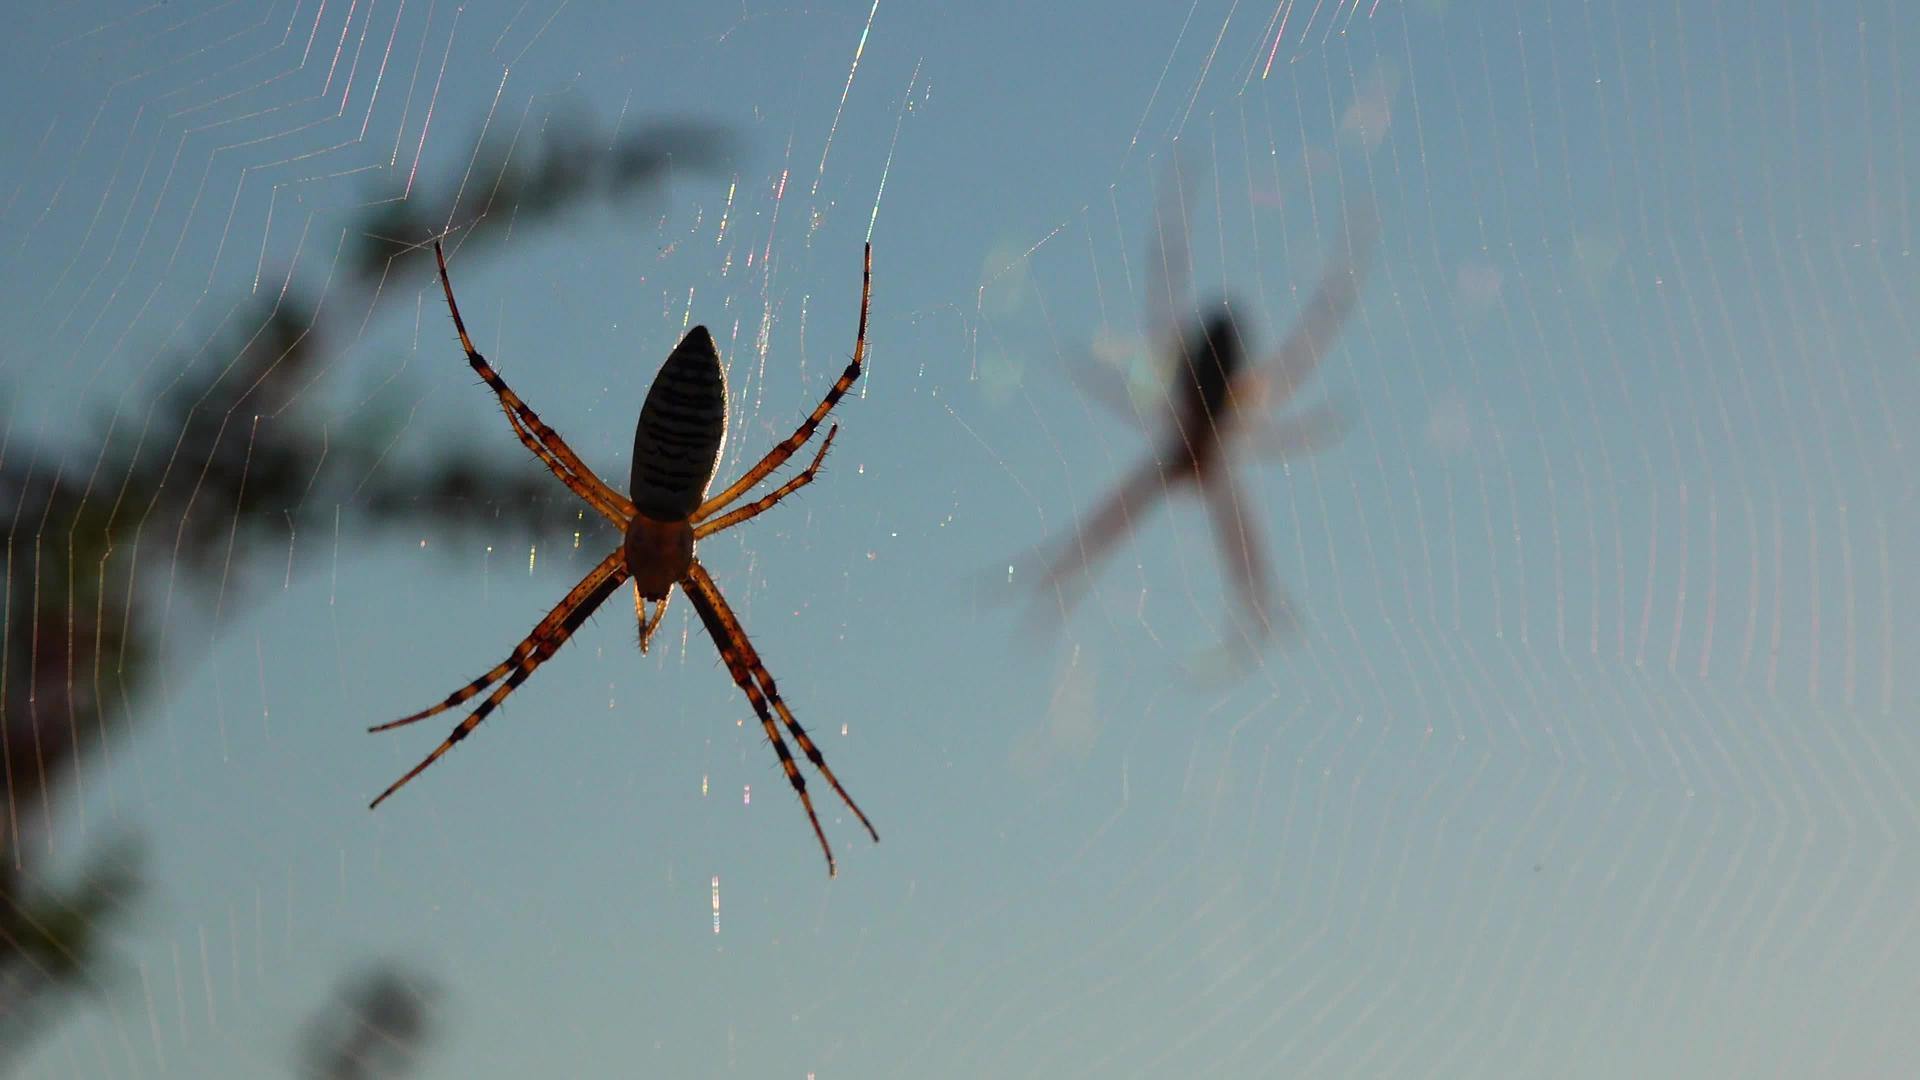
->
xmin=694 ymin=426 xmax=837 ymax=539
xmin=369 ymin=559 xmax=629 ymax=809
xmin=685 ymin=563 xmax=878 ymax=869
xmin=370 ymin=548 xmax=626 ymax=734
xmin=432 ymin=241 xmax=632 ymax=525
xmin=502 ymin=407 xmax=633 ymax=521
xmin=694 ymin=244 xmax=871 ymax=523
xmin=680 ymin=573 xmax=830 ymax=871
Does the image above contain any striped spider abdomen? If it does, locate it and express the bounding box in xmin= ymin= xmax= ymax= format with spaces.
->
xmin=630 ymin=325 xmax=728 ymax=520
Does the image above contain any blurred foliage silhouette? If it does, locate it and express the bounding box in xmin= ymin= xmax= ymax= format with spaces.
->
xmin=0 ymin=111 xmax=728 ymax=1069
xmin=354 ymin=113 xmax=730 ymax=283
xmin=298 ymin=965 xmax=441 ymax=1080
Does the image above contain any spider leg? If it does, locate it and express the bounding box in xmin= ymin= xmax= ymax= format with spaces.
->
xmin=679 ymin=574 xmax=832 ymax=872
xmin=1056 ymin=338 xmax=1178 ymax=434
xmin=502 ymin=407 xmax=619 ymax=517
xmin=1034 ymin=452 xmax=1176 ymax=616
xmin=693 ymin=245 xmax=871 ymax=523
xmin=686 ymin=562 xmax=878 ymax=842
xmin=693 ymin=425 xmax=836 ymax=539
xmin=432 ymin=241 xmax=636 ymax=525
xmin=1145 ymin=147 xmax=1197 ymax=363
xmin=1259 ymin=199 xmax=1377 ymax=406
xmin=1199 ymin=467 xmax=1295 ymax=643
xmin=683 ymin=561 xmax=877 ymax=876
xmin=368 ymin=555 xmax=629 ymax=809
xmin=370 ymin=548 xmax=626 ymax=733
xmin=1240 ymin=400 xmax=1351 ymax=461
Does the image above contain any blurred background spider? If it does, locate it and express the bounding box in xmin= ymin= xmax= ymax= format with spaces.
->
xmin=368 ymin=241 xmax=877 ymax=877
xmin=1032 ymin=167 xmax=1378 ymax=655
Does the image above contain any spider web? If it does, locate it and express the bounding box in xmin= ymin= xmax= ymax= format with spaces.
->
xmin=2 ymin=1 xmax=1916 ymax=1077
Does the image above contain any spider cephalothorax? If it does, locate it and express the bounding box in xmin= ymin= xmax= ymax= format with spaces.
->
xmin=369 ymin=242 xmax=877 ymax=876
xmin=623 ymin=512 xmax=695 ymax=603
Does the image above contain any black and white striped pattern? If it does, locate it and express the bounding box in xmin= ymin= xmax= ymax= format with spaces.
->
xmin=629 ymin=326 xmax=728 ymax=520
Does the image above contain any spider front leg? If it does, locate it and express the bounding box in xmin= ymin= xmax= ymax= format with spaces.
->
xmin=693 ymin=425 xmax=837 ymax=539
xmin=693 ymin=244 xmax=871 ymax=523
xmin=432 ymin=241 xmax=635 ymax=525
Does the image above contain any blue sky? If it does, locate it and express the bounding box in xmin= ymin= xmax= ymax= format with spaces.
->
xmin=2 ymin=1 xmax=1916 ymax=1076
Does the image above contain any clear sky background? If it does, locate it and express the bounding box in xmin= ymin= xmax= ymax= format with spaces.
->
xmin=2 ymin=1 xmax=1916 ymax=1076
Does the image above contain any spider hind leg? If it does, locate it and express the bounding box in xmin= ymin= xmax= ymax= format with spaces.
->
xmin=684 ymin=562 xmax=877 ymax=875
xmin=369 ymin=555 xmax=629 ymax=809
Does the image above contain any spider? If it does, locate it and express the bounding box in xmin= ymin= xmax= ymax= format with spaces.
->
xmin=368 ymin=241 xmax=877 ymax=876
xmin=1032 ymin=175 xmax=1377 ymax=652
